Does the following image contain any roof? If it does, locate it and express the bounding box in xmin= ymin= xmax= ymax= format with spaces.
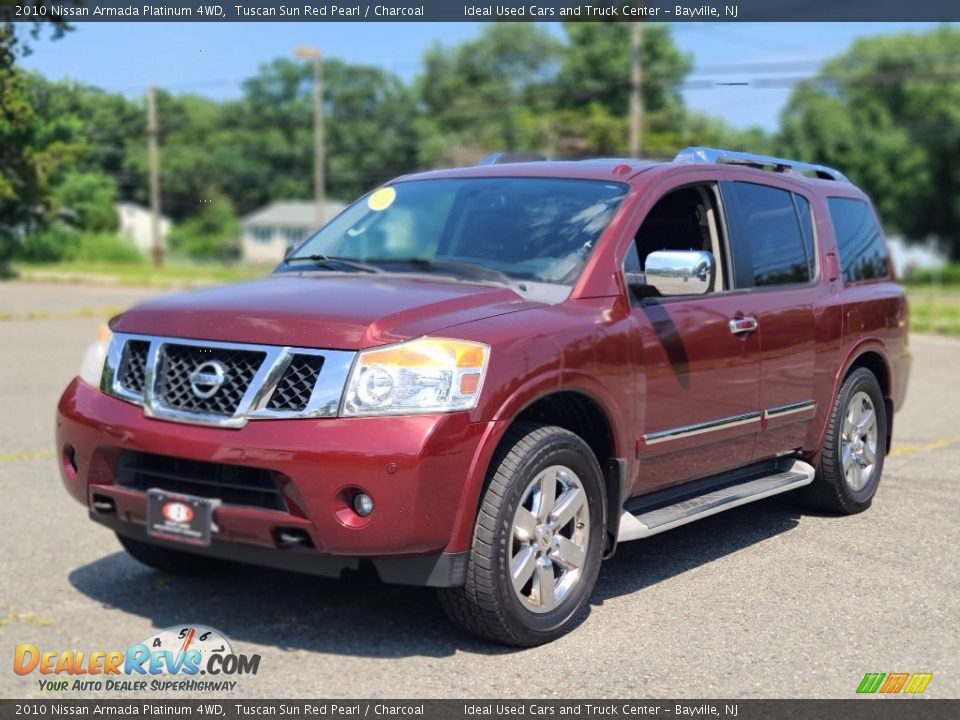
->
xmin=114 ymin=201 xmax=172 ymax=222
xmin=402 ymin=160 xmax=657 ymax=184
xmin=241 ymin=200 xmax=347 ymax=228
xmin=398 ymin=148 xmax=855 ymax=190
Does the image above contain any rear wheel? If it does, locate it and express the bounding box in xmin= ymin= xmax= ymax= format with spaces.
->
xmin=802 ymin=368 xmax=887 ymax=514
xmin=438 ymin=424 xmax=605 ymax=646
xmin=116 ymin=533 xmax=227 ymax=575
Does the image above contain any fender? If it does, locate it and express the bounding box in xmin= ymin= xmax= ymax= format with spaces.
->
xmin=446 ymin=371 xmax=629 ymax=555
xmin=805 ymin=336 xmax=892 ymax=465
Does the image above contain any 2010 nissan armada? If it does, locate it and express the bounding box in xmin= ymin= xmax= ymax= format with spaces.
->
xmin=57 ymin=148 xmax=910 ymax=645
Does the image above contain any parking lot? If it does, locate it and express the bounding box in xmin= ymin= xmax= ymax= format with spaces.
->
xmin=1 ymin=281 xmax=957 ymax=699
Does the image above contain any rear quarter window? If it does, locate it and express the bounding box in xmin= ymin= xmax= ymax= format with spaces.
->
xmin=728 ymin=181 xmax=814 ymax=287
xmin=827 ymin=197 xmax=890 ymax=283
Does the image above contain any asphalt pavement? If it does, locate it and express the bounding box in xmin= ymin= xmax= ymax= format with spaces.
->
xmin=0 ymin=281 xmax=957 ymax=699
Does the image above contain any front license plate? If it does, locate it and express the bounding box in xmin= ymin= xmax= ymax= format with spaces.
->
xmin=146 ymin=489 xmax=217 ymax=547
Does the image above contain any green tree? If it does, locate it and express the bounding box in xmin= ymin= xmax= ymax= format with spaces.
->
xmin=26 ymin=74 xmax=144 ymax=200
xmin=777 ymin=27 xmax=959 ymax=257
xmin=0 ymin=14 xmax=74 ymax=271
xmin=51 ymin=170 xmax=118 ymax=232
xmin=231 ymin=57 xmax=418 ymax=209
xmin=167 ymin=189 xmax=239 ymax=260
xmin=557 ymin=22 xmax=691 ymax=118
xmin=415 ymin=23 xmax=562 ymax=165
xmin=414 ymin=22 xmax=694 ymax=161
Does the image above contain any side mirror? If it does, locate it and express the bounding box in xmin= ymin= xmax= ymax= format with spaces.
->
xmin=644 ymin=250 xmax=715 ymax=296
xmin=283 ymin=244 xmax=295 ymax=260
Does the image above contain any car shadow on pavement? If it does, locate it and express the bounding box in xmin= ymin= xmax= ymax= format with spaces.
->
xmin=67 ymin=495 xmax=801 ymax=657
xmin=594 ymin=494 xmax=802 ymax=603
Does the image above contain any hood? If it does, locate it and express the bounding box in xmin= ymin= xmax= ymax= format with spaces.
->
xmin=112 ymin=273 xmax=538 ymax=349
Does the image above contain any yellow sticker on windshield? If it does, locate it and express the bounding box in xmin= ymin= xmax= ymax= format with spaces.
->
xmin=367 ymin=186 xmax=396 ymax=212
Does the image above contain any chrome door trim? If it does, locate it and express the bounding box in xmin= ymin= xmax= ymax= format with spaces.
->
xmin=763 ymin=400 xmax=816 ymax=420
xmin=643 ymin=411 xmax=762 ymax=445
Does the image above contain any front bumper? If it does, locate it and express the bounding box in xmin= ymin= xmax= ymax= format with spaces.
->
xmin=57 ymin=378 xmax=492 ymax=586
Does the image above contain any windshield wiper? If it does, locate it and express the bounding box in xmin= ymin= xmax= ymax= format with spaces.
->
xmin=283 ymin=254 xmax=381 ymax=274
xmin=368 ymin=257 xmax=513 ymax=286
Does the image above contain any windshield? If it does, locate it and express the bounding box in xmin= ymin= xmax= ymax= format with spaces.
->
xmin=282 ymin=177 xmax=629 ymax=286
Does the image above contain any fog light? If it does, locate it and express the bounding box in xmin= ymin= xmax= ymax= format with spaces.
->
xmin=353 ymin=492 xmax=374 ymax=517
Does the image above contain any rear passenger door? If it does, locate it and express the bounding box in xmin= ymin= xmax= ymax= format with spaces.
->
xmin=721 ymin=181 xmax=819 ymax=459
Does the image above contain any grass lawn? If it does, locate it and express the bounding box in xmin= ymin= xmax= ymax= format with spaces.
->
xmin=12 ymin=260 xmax=270 ymax=289
xmin=907 ymin=288 xmax=960 ymax=337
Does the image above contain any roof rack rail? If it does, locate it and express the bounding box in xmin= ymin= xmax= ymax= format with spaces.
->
xmin=478 ymin=151 xmax=547 ymax=166
xmin=674 ymin=146 xmax=849 ymax=183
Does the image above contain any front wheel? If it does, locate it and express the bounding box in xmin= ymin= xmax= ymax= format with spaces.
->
xmin=802 ymin=367 xmax=887 ymax=514
xmin=439 ymin=424 xmax=606 ymax=646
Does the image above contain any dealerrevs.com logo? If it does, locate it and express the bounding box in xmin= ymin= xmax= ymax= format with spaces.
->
xmin=14 ymin=625 xmax=261 ymax=693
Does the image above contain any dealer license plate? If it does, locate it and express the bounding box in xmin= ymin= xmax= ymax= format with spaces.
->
xmin=146 ymin=489 xmax=217 ymax=547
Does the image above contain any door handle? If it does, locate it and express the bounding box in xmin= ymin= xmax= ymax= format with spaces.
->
xmin=729 ymin=316 xmax=758 ymax=335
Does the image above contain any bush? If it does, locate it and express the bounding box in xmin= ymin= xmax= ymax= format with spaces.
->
xmin=168 ymin=190 xmax=240 ymax=261
xmin=904 ymin=264 xmax=960 ymax=286
xmin=15 ymin=225 xmax=80 ymax=262
xmin=65 ymin=232 xmax=143 ymax=263
xmin=15 ymin=226 xmax=142 ymax=264
xmin=168 ymin=226 xmax=240 ymax=261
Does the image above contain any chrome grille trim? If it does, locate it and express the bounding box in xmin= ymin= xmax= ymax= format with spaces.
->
xmin=103 ymin=332 xmax=356 ymax=428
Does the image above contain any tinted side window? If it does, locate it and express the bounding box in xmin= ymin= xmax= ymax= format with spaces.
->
xmin=827 ymin=197 xmax=889 ymax=282
xmin=731 ymin=182 xmax=811 ymax=287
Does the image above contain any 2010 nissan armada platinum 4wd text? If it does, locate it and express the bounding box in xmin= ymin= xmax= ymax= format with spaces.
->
xmin=57 ymin=147 xmax=910 ymax=646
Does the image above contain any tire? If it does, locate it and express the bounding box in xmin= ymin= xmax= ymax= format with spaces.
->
xmin=801 ymin=367 xmax=887 ymax=514
xmin=116 ymin=533 xmax=227 ymax=575
xmin=438 ymin=424 xmax=606 ymax=646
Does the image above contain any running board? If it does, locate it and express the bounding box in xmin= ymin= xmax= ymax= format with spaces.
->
xmin=617 ymin=459 xmax=815 ymax=542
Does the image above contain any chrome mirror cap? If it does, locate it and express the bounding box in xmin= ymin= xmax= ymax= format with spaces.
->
xmin=644 ymin=250 xmax=715 ymax=296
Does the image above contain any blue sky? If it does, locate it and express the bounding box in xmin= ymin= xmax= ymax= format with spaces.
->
xmin=18 ymin=21 xmax=943 ymax=131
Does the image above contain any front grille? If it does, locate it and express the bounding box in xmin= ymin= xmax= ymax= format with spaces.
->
xmin=155 ymin=344 xmax=265 ymax=416
xmin=267 ymin=354 xmax=325 ymax=412
xmin=118 ymin=341 xmax=149 ymax=395
xmin=115 ymin=451 xmax=287 ymax=511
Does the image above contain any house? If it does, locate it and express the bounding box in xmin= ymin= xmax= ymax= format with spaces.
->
xmin=241 ymin=200 xmax=346 ymax=263
xmin=886 ymin=236 xmax=947 ymax=279
xmin=115 ymin=202 xmax=172 ymax=254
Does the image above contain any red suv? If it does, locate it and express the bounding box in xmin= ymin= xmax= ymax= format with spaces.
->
xmin=57 ymin=148 xmax=910 ymax=646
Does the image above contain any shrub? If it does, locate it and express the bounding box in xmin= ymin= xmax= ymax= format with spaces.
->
xmin=65 ymin=232 xmax=143 ymax=263
xmin=168 ymin=190 xmax=240 ymax=261
xmin=15 ymin=225 xmax=80 ymax=262
xmin=15 ymin=226 xmax=142 ymax=264
xmin=904 ymin=264 xmax=960 ymax=286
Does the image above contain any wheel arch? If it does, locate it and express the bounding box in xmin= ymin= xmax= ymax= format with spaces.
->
xmin=808 ymin=342 xmax=893 ymax=464
xmin=843 ymin=349 xmax=893 ymax=455
xmin=448 ymin=386 xmax=628 ymax=557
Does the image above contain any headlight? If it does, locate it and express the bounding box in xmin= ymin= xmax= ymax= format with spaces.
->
xmin=342 ymin=337 xmax=489 ymax=416
xmin=78 ymin=323 xmax=112 ymax=389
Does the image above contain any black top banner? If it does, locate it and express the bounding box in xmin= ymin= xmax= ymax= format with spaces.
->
xmin=2 ymin=0 xmax=959 ymax=22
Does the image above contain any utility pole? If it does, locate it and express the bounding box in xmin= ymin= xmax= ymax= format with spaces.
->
xmin=628 ymin=22 xmax=644 ymax=159
xmin=294 ymin=46 xmax=325 ymax=227
xmin=146 ymin=85 xmax=163 ymax=268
